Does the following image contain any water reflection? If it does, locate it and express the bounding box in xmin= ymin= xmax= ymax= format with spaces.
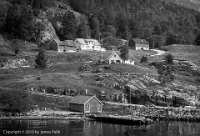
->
xmin=0 ymin=119 xmax=200 ymax=136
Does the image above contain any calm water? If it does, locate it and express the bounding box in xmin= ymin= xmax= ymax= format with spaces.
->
xmin=0 ymin=119 xmax=200 ymax=136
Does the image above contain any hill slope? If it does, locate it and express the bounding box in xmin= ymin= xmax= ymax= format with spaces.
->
xmin=165 ymin=0 xmax=200 ymax=11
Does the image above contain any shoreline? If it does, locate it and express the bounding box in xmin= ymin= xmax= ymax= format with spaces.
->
xmin=0 ymin=115 xmax=86 ymax=120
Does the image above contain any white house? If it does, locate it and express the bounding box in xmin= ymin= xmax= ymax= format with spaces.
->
xmin=106 ymin=52 xmax=123 ymax=64
xmin=75 ymin=38 xmax=105 ymax=51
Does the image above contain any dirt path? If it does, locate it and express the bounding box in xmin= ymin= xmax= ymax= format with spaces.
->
xmin=150 ymin=49 xmax=165 ymax=56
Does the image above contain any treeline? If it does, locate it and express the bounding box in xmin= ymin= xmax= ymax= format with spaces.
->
xmin=70 ymin=0 xmax=200 ymax=48
xmin=1 ymin=0 xmax=200 ymax=49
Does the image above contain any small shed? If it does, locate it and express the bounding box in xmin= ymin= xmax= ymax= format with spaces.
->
xmin=69 ymin=95 xmax=103 ymax=113
xmin=129 ymin=38 xmax=149 ymax=50
xmin=106 ymin=51 xmax=123 ymax=64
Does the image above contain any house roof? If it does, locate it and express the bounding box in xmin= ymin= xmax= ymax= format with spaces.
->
xmin=66 ymin=40 xmax=75 ymax=47
xmin=76 ymin=38 xmax=87 ymax=45
xmin=131 ymin=38 xmax=149 ymax=44
xmin=106 ymin=51 xmax=122 ymax=60
xmin=55 ymin=39 xmax=75 ymax=47
xmin=84 ymin=39 xmax=101 ymax=46
xmin=69 ymin=95 xmax=102 ymax=105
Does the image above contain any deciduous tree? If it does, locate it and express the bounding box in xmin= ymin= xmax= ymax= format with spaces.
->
xmin=120 ymin=45 xmax=129 ymax=62
xmin=0 ymin=89 xmax=32 ymax=115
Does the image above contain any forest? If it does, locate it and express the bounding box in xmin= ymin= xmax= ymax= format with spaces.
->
xmin=0 ymin=0 xmax=200 ymax=49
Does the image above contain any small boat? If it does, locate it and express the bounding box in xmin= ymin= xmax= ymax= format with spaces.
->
xmin=87 ymin=114 xmax=153 ymax=126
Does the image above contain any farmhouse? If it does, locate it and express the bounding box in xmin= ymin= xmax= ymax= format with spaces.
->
xmin=129 ymin=38 xmax=149 ymax=50
xmin=75 ymin=38 xmax=105 ymax=51
xmin=106 ymin=52 xmax=123 ymax=64
xmin=53 ymin=39 xmax=76 ymax=52
xmin=69 ymin=95 xmax=103 ymax=113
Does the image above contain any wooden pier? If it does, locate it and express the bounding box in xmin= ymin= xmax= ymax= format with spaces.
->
xmin=87 ymin=114 xmax=153 ymax=126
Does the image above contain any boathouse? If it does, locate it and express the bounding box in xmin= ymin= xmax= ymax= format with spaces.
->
xmin=69 ymin=95 xmax=103 ymax=113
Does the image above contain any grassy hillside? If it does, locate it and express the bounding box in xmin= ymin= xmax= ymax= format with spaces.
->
xmin=162 ymin=44 xmax=200 ymax=67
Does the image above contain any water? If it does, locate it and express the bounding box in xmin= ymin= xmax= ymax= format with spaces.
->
xmin=0 ymin=119 xmax=200 ymax=136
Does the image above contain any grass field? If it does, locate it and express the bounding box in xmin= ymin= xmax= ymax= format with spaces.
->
xmin=0 ymin=44 xmax=199 ymax=109
xmin=162 ymin=44 xmax=200 ymax=67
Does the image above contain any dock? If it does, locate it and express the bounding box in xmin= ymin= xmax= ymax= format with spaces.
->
xmin=87 ymin=114 xmax=153 ymax=126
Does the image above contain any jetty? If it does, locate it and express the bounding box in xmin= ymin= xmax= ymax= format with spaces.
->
xmin=87 ymin=114 xmax=153 ymax=126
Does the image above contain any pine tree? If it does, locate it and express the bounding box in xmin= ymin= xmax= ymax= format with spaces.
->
xmin=77 ymin=18 xmax=90 ymax=38
xmin=89 ymin=15 xmax=100 ymax=39
xmin=62 ymin=12 xmax=78 ymax=40
xmin=35 ymin=46 xmax=47 ymax=69
xmin=195 ymin=33 xmax=200 ymax=46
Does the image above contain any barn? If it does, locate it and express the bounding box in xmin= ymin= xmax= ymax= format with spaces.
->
xmin=129 ymin=38 xmax=149 ymax=50
xmin=69 ymin=95 xmax=103 ymax=113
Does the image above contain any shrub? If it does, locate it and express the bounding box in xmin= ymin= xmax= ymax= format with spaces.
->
xmin=165 ymin=53 xmax=174 ymax=64
xmin=0 ymin=89 xmax=32 ymax=115
xmin=35 ymin=47 xmax=47 ymax=69
xmin=140 ymin=56 xmax=148 ymax=63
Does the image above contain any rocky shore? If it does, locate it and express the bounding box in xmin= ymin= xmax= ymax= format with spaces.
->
xmin=0 ymin=110 xmax=86 ymax=120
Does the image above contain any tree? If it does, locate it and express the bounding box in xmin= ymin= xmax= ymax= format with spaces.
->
xmin=129 ymin=19 xmax=144 ymax=38
xmin=195 ymin=33 xmax=200 ymax=46
xmin=35 ymin=46 xmax=47 ymax=69
xmin=166 ymin=31 xmax=179 ymax=45
xmin=0 ymin=89 xmax=32 ymax=115
xmin=120 ymin=46 xmax=129 ymax=62
xmin=115 ymin=12 xmax=131 ymax=40
xmin=62 ymin=12 xmax=78 ymax=40
xmin=89 ymin=15 xmax=100 ymax=39
xmin=102 ymin=25 xmax=116 ymax=38
xmin=165 ymin=53 xmax=174 ymax=64
xmin=140 ymin=56 xmax=148 ymax=63
xmin=77 ymin=18 xmax=90 ymax=38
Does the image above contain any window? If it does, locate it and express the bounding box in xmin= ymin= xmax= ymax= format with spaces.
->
xmin=116 ymin=60 xmax=121 ymax=63
xmin=86 ymin=104 xmax=90 ymax=112
xmin=114 ymin=55 xmax=116 ymax=57
xmin=98 ymin=105 xmax=101 ymax=112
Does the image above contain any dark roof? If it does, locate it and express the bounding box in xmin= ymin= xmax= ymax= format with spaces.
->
xmin=54 ymin=39 xmax=75 ymax=47
xmin=69 ymin=95 xmax=102 ymax=105
xmin=131 ymin=38 xmax=149 ymax=44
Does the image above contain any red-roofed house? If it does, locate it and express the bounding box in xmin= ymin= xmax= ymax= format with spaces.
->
xmin=69 ymin=95 xmax=103 ymax=113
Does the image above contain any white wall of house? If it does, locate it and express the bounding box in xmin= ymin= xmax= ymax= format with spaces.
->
xmin=93 ymin=45 xmax=101 ymax=51
xmin=80 ymin=44 xmax=93 ymax=50
xmin=135 ymin=43 xmax=149 ymax=50
xmin=125 ymin=59 xmax=135 ymax=65
xmin=75 ymin=38 xmax=106 ymax=52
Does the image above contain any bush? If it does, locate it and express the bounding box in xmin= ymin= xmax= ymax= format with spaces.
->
xmin=165 ymin=53 xmax=174 ymax=64
xmin=0 ymin=89 xmax=32 ymax=115
xmin=140 ymin=56 xmax=148 ymax=63
xmin=35 ymin=47 xmax=47 ymax=69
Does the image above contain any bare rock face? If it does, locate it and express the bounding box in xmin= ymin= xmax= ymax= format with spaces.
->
xmin=45 ymin=7 xmax=91 ymax=40
xmin=34 ymin=11 xmax=59 ymax=45
xmin=34 ymin=7 xmax=91 ymax=46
